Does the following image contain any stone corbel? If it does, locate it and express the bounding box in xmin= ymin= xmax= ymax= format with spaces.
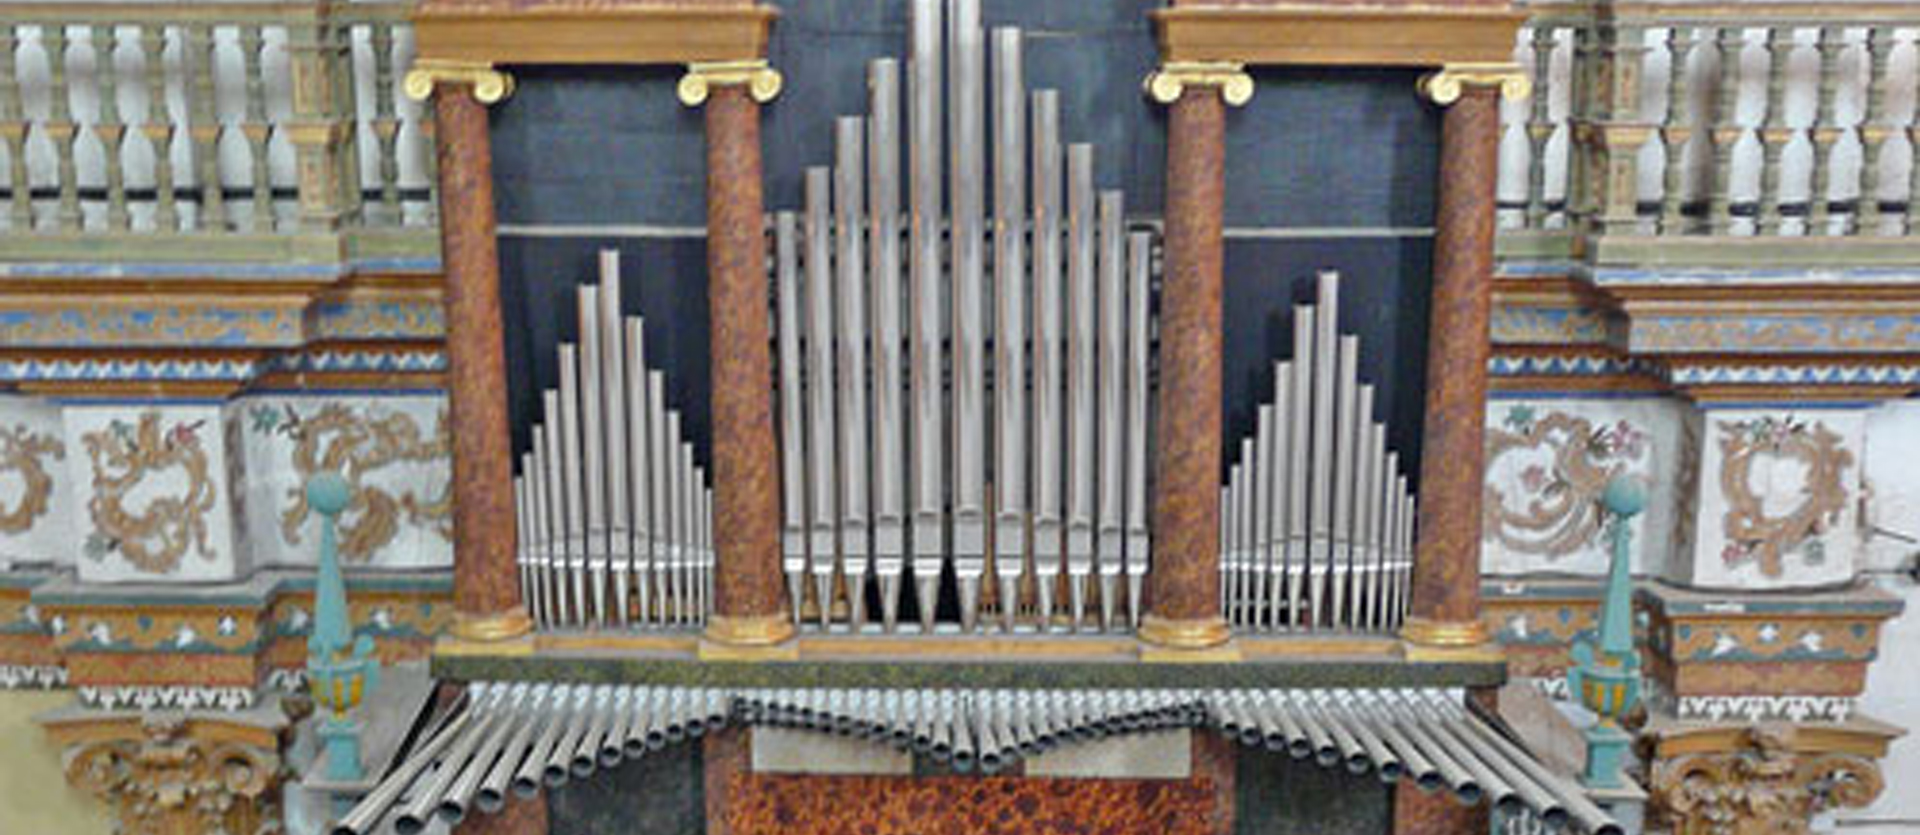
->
xmin=1143 ymin=61 xmax=1255 ymax=107
xmin=46 ymin=710 xmax=289 ymax=835
xmin=677 ymin=59 xmax=783 ymax=107
xmin=402 ymin=59 xmax=515 ymax=105
xmin=1647 ymin=720 xmax=1901 ymax=835
xmin=1419 ymin=61 xmax=1531 ymax=105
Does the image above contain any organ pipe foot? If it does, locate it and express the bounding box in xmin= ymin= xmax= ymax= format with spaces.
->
xmin=914 ymin=574 xmax=940 ymax=634
xmin=1098 ymin=574 xmax=1118 ymax=633
xmin=998 ymin=575 xmax=1021 ymax=633
xmin=957 ymin=575 xmax=982 ymax=633
xmin=879 ymin=573 xmax=903 ymax=632
xmin=847 ymin=571 xmax=870 ymax=629
xmin=785 ymin=570 xmax=805 ymax=628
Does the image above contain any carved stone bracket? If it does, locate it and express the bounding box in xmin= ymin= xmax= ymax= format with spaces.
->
xmin=402 ymin=59 xmax=515 ymax=105
xmin=1144 ymin=61 xmax=1254 ymax=107
xmin=1646 ymin=720 xmax=1901 ymax=835
xmin=1419 ymin=62 xmax=1531 ymax=106
xmin=677 ymin=59 xmax=783 ymax=107
xmin=44 ymin=709 xmax=290 ymax=835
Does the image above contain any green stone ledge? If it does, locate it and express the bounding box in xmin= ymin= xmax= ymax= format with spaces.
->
xmin=0 ymin=227 xmax=438 ymax=265
xmin=432 ymin=651 xmax=1508 ymax=691
xmin=1636 ymin=578 xmax=1905 ymax=619
xmin=28 ymin=567 xmax=452 ymax=610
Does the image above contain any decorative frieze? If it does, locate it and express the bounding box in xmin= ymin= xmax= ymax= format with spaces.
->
xmin=77 ymin=684 xmax=258 ymax=712
xmin=67 ymin=407 xmax=242 ymax=583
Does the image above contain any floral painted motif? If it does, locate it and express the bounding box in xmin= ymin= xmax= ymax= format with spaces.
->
xmin=1484 ymin=407 xmax=1649 ymax=558
xmin=81 ymin=413 xmax=216 ymax=574
xmin=259 ymin=403 xmax=452 ymax=562
xmin=0 ymin=424 xmax=63 ymax=534
xmin=1716 ymin=416 xmax=1852 ymax=578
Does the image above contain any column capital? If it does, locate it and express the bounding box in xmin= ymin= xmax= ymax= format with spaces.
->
xmin=1418 ymin=61 xmax=1530 ymax=106
xmin=678 ymin=59 xmax=783 ymax=107
xmin=402 ymin=59 xmax=515 ymax=105
xmin=1144 ymin=61 xmax=1254 ymax=107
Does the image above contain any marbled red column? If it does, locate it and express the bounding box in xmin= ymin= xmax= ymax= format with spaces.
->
xmin=703 ymin=85 xmax=790 ymax=643
xmin=1144 ymin=86 xmax=1230 ymax=648
xmin=1407 ymin=85 xmax=1501 ymax=645
xmin=435 ymin=82 xmax=529 ymax=638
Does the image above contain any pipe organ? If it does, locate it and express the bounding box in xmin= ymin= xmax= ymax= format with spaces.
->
xmin=1222 ymin=271 xmax=1417 ymax=633
xmin=513 ymin=251 xmax=715 ymax=629
xmin=773 ymin=0 xmax=1157 ymax=635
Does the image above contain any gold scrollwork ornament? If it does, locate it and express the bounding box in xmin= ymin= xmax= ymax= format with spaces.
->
xmin=1143 ymin=61 xmax=1254 ymax=107
xmin=1419 ymin=62 xmax=1532 ymax=105
xmin=0 ymin=424 xmax=63 ymax=534
xmin=677 ymin=60 xmax=784 ymax=107
xmin=402 ymin=59 xmax=515 ymax=104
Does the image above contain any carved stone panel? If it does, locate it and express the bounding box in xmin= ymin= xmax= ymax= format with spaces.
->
xmin=0 ymin=395 xmax=73 ymax=569
xmin=1646 ymin=722 xmax=1898 ymax=835
xmin=63 ymin=404 xmax=244 ymax=583
xmin=44 ymin=709 xmax=289 ymax=835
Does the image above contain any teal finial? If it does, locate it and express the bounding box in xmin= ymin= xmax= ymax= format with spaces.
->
xmin=305 ymin=471 xmax=378 ymax=782
xmin=1568 ymin=473 xmax=1646 ymax=789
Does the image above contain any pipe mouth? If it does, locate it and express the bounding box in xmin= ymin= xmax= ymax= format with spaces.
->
xmin=541 ymin=764 xmax=570 ymax=788
xmin=476 ymin=788 xmax=506 ymax=815
xmin=931 ymin=742 xmax=953 ymax=762
xmin=646 ymin=731 xmax=668 ymax=751
xmin=980 ymin=752 xmax=1003 ymax=774
xmin=1262 ymin=732 xmax=1287 ymax=752
xmin=1591 ymin=822 xmax=1624 ymax=835
xmin=665 ymin=725 xmax=687 ymax=743
xmin=1376 ymin=761 xmax=1405 ymax=783
xmin=1237 ymin=728 xmax=1263 ymax=747
xmin=912 ymin=735 xmax=933 ymax=754
xmin=1451 ymin=782 xmax=1484 ymax=807
xmin=1414 ymin=771 xmax=1445 ymax=794
xmin=951 ymin=751 xmax=976 ymax=773
xmin=511 ymin=776 xmax=541 ymax=799
xmin=1344 ymin=753 xmax=1371 ymax=775
xmin=1542 ymin=807 xmax=1572 ymax=830
xmin=1492 ymin=795 xmax=1526 ymax=817
xmin=331 ymin=824 xmax=359 ymax=835
xmin=570 ymin=755 xmax=596 ymax=778
xmin=1314 ymin=746 xmax=1340 ymax=767
xmin=687 ymin=718 xmax=709 ymax=738
xmin=394 ymin=814 xmax=427 ymax=835
xmin=599 ymin=745 xmax=624 ymax=768
xmin=436 ymin=801 xmax=467 ymax=825
xmin=1286 ymin=739 xmax=1313 ymax=760
xmin=623 ymin=738 xmax=647 ymax=759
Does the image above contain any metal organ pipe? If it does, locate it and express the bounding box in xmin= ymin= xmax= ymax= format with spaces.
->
xmin=867 ymin=61 xmax=908 ymax=632
xmin=1030 ymin=88 xmax=1064 ymax=629
xmin=907 ymin=0 xmax=945 ymax=631
xmin=598 ymin=252 xmax=630 ymax=626
xmin=835 ymin=119 xmax=872 ymax=629
xmin=949 ymin=0 xmax=988 ymax=635
xmin=990 ymin=27 xmax=1026 ymax=633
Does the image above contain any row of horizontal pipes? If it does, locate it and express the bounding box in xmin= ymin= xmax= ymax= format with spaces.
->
xmin=775 ymin=0 xmax=1155 ymax=636
xmin=337 ymin=684 xmax=1618 ymax=835
xmin=514 ymin=250 xmax=714 ymax=629
xmin=1222 ymin=270 xmax=1417 ymax=632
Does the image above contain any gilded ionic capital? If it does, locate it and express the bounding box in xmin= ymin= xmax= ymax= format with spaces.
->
xmin=402 ymin=59 xmax=515 ymax=105
xmin=1418 ymin=62 xmax=1531 ymax=106
xmin=678 ymin=59 xmax=783 ymax=107
xmin=1143 ymin=61 xmax=1254 ymax=107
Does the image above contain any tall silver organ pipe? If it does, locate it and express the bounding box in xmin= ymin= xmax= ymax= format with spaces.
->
xmin=513 ymin=256 xmax=714 ymax=629
xmin=990 ymin=27 xmax=1027 ymax=634
xmin=770 ymin=0 xmax=1155 ymax=634
xmin=1222 ymin=271 xmax=1418 ymax=632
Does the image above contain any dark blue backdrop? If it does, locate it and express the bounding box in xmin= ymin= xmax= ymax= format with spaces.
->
xmin=489 ymin=0 xmax=1440 ymax=486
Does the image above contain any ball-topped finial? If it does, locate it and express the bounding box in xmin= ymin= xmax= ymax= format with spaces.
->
xmin=1601 ymin=474 xmax=1647 ymax=519
xmin=307 ymin=472 xmax=352 ymax=517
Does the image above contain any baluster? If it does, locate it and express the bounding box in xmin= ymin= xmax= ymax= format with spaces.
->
xmin=239 ymin=24 xmax=273 ymax=231
xmin=1658 ymin=26 xmax=1698 ymax=234
xmin=1755 ymin=27 xmax=1794 ymax=236
xmin=1853 ymin=27 xmax=1896 ymax=236
xmin=1705 ymin=26 xmax=1744 ymax=234
xmin=185 ymin=23 xmax=224 ymax=231
xmin=140 ymin=25 xmax=178 ymax=231
xmin=43 ymin=25 xmax=81 ymax=229
xmin=370 ymin=22 xmax=401 ymax=224
xmin=1523 ymin=25 xmax=1558 ymax=228
xmin=1805 ymin=26 xmax=1846 ymax=235
xmin=1 ymin=26 xmax=33 ymax=229
xmin=92 ymin=25 xmax=129 ymax=230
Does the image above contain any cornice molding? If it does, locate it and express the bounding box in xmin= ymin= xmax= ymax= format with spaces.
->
xmin=1151 ymin=5 xmax=1527 ymax=69
xmin=411 ymin=4 xmax=777 ymax=68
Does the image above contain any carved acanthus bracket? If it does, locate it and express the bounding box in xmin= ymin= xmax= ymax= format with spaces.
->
xmin=46 ymin=710 xmax=288 ymax=835
xmin=1419 ymin=62 xmax=1531 ymax=105
xmin=677 ymin=59 xmax=783 ymax=107
xmin=1647 ymin=721 xmax=1898 ymax=835
xmin=1143 ymin=61 xmax=1254 ymax=107
xmin=402 ymin=59 xmax=515 ymax=105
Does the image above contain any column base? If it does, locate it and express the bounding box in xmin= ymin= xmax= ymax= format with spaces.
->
xmin=1137 ymin=614 xmax=1233 ymax=651
xmin=448 ymin=608 xmax=534 ymax=643
xmin=1400 ymin=617 xmax=1501 ymax=662
xmin=701 ymin=614 xmax=797 ymax=659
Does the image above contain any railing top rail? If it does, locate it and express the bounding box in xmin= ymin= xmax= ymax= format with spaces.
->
xmin=0 ymin=0 xmax=411 ymax=27
xmin=1520 ymin=0 xmax=1920 ymax=27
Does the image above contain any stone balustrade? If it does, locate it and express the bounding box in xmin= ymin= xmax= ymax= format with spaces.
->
xmin=1503 ymin=2 xmax=1920 ymax=252
xmin=0 ymin=0 xmax=434 ymax=262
